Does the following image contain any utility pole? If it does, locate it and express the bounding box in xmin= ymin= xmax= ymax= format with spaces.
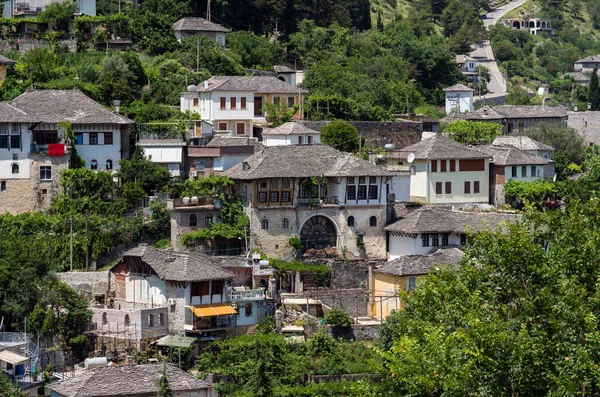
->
xmin=207 ymin=0 xmax=211 ymax=21
xmin=85 ymin=209 xmax=89 ymax=271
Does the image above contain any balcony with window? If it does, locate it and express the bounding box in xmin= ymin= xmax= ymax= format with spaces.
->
xmin=229 ymin=288 xmax=266 ymax=302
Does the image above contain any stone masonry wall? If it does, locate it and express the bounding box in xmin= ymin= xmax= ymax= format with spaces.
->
xmin=300 ymin=121 xmax=423 ymax=150
xmin=57 ymin=271 xmax=111 ymax=296
xmin=302 ymin=288 xmax=370 ymax=317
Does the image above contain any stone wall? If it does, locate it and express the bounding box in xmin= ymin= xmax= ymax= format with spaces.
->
xmin=301 ymin=288 xmax=370 ymax=317
xmin=324 ymin=323 xmax=380 ymax=340
xmin=17 ymin=39 xmax=77 ymax=53
xmin=57 ymin=271 xmax=111 ymax=296
xmin=300 ymin=121 xmax=423 ymax=150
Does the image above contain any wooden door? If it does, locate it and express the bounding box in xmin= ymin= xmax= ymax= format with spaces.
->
xmin=254 ymin=97 xmax=263 ymax=116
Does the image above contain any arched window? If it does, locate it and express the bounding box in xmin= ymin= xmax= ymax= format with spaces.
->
xmin=0 ymin=181 xmax=5 ymax=191
xmin=189 ymin=214 xmax=197 ymax=227
xmin=261 ymin=219 xmax=269 ymax=230
xmin=102 ymin=312 xmax=108 ymax=325
xmin=205 ymin=214 xmax=213 ymax=226
xmin=159 ymin=313 xmax=165 ymax=326
xmin=11 ymin=163 xmax=19 ymax=174
xmin=106 ymin=159 xmax=113 ymax=170
xmin=282 ymin=218 xmax=289 ymax=229
xmin=369 ymin=216 xmax=377 ymax=227
xmin=278 ymin=76 xmax=286 ymax=82
xmin=348 ymin=216 xmax=355 ymax=227
xmin=148 ymin=314 xmax=155 ymax=327
xmin=90 ymin=159 xmax=98 ymax=170
xmin=124 ymin=314 xmax=130 ymax=326
xmin=245 ymin=303 xmax=253 ymax=317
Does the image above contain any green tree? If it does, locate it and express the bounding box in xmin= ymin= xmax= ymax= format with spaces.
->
xmin=38 ymin=0 xmax=76 ymax=32
xmin=117 ymin=148 xmax=172 ymax=194
xmin=589 ymin=68 xmax=600 ymax=110
xmin=225 ymin=31 xmax=284 ymax=70
xmin=321 ymin=120 xmax=361 ymax=152
xmin=155 ymin=363 xmax=174 ymax=397
xmin=264 ymin=101 xmax=298 ymax=127
xmin=14 ymin=47 xmax=59 ymax=83
xmin=244 ymin=338 xmax=273 ymax=397
xmin=0 ymin=372 xmax=26 ymax=397
xmin=507 ymin=84 xmax=531 ymax=105
xmin=376 ymin=11 xmax=384 ymax=32
xmin=442 ymin=120 xmax=502 ymax=145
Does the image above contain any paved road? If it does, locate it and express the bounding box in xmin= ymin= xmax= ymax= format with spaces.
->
xmin=470 ymin=0 xmax=526 ymax=103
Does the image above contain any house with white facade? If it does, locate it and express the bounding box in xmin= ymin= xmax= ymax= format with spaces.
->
xmin=456 ymin=55 xmax=477 ymax=82
xmin=384 ymin=206 xmax=518 ymax=259
xmin=491 ymin=136 xmax=554 ymax=159
xmin=274 ymin=65 xmax=304 ymax=86
xmin=187 ymin=134 xmax=262 ymax=178
xmin=2 ymin=0 xmax=96 ymax=18
xmin=225 ymin=144 xmax=404 ymax=260
xmin=443 ymin=84 xmax=474 ymax=114
xmin=390 ymin=135 xmax=491 ymax=205
xmin=172 ymin=17 xmax=229 ymax=46
xmin=0 ymin=90 xmax=132 ymax=214
xmin=138 ymin=138 xmax=186 ymax=178
xmin=262 ymin=122 xmax=321 ymax=146
xmin=180 ymin=76 xmax=307 ymax=136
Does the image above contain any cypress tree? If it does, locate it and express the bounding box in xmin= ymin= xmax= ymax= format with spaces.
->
xmin=377 ymin=11 xmax=384 ymax=31
xmin=589 ymin=68 xmax=600 ymax=110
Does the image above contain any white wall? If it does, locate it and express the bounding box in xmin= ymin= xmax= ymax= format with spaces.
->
xmin=208 ymin=91 xmax=255 ymax=122
xmin=214 ymin=154 xmax=253 ymax=171
xmin=504 ymin=165 xmax=544 ymax=182
xmin=387 ymin=174 xmax=410 ymax=202
xmin=263 ymin=134 xmax=321 ymax=147
xmin=73 ymin=125 xmax=123 ymax=171
xmin=428 ymin=168 xmax=489 ymax=204
xmin=445 ymin=91 xmax=474 ymax=114
xmin=142 ymin=147 xmax=183 ymax=163
xmin=388 ymin=233 xmax=462 ymax=259
xmin=0 ymin=159 xmax=32 ymax=179
xmin=409 ymin=160 xmax=428 ymax=200
xmin=0 ymin=123 xmax=31 ymax=161
xmin=126 ymin=275 xmax=167 ymax=306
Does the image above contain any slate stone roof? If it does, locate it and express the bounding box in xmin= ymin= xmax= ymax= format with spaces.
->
xmin=198 ymin=76 xmax=307 ymax=94
xmin=376 ymin=248 xmax=464 ymax=276
xmin=173 ymin=17 xmax=229 ymax=33
xmin=117 ymin=244 xmax=234 ymax=282
xmin=567 ymin=111 xmax=600 ymax=144
xmin=205 ymin=134 xmax=263 ymax=149
xmin=0 ymin=90 xmax=133 ymax=124
xmin=224 ymin=144 xmax=391 ymax=180
xmin=477 ymin=145 xmax=551 ymax=166
xmin=575 ymin=55 xmax=600 ymax=64
xmin=48 ymin=364 xmax=209 ymax=397
xmin=491 ymin=136 xmax=554 ymax=151
xmin=442 ymin=105 xmax=568 ymax=123
xmin=394 ymin=135 xmax=490 ymax=160
xmin=443 ymin=83 xmax=474 ymax=92
xmin=384 ymin=206 xmax=518 ymax=234
xmin=0 ymin=103 xmax=30 ymax=122
xmin=261 ymin=122 xmax=321 ymax=136
xmin=0 ymin=55 xmax=16 ymax=65
xmin=274 ymin=65 xmax=296 ymax=73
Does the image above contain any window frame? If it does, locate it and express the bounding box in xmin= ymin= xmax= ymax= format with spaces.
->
xmin=421 ymin=234 xmax=429 ymax=247
xmin=230 ymin=97 xmax=237 ymax=110
xmin=369 ymin=216 xmax=377 ymax=227
xmin=89 ymin=132 xmax=99 ymax=145
xmin=358 ymin=185 xmax=367 ymax=200
xmin=408 ymin=276 xmax=417 ymax=291
xmin=287 ymin=96 xmax=295 ymax=108
xmin=431 ymin=233 xmax=439 ymax=246
xmin=193 ymin=97 xmax=199 ymax=107
xmin=441 ymin=233 xmax=449 ymax=246
xmin=449 ymin=160 xmax=456 ymax=172
xmin=440 ymin=160 xmax=447 ymax=172
xmin=270 ymin=191 xmax=279 ymax=203
xmin=11 ymin=163 xmax=19 ymax=174
xmin=435 ymin=182 xmax=442 ymax=195
xmin=106 ymin=159 xmax=113 ymax=170
xmin=236 ymin=122 xmax=246 ymax=135
xmin=39 ymin=166 xmax=52 ymax=181
xmin=205 ymin=214 xmax=213 ymax=226
xmin=104 ymin=132 xmax=113 ymax=145
xmin=189 ymin=214 xmax=197 ymax=227
xmin=431 ymin=160 xmax=437 ymax=172
xmin=464 ymin=181 xmax=471 ymax=194
xmin=241 ymin=97 xmax=247 ymax=110
xmin=445 ymin=181 xmax=452 ymax=195
xmin=298 ymin=136 xmax=304 ymax=145
xmin=512 ymin=166 xmax=517 ymax=177
xmin=258 ymin=192 xmax=268 ymax=203
xmin=347 ymin=216 xmax=355 ymax=227
xmin=347 ymin=185 xmax=356 ymax=200
xmin=474 ymin=181 xmax=480 ymax=194
xmin=531 ymin=165 xmax=536 ymax=177
xmin=220 ymin=97 xmax=226 ymax=110
xmin=282 ymin=218 xmax=289 ymax=229
xmin=75 ymin=133 xmax=83 ymax=145
xmin=261 ymin=219 xmax=269 ymax=230
xmin=281 ymin=191 xmax=291 ymax=203
xmin=368 ymin=185 xmax=378 ymax=200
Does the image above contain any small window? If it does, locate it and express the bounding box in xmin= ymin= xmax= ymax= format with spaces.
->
xmin=307 ymin=136 xmax=313 ymax=144
xmin=440 ymin=160 xmax=447 ymax=172
xmin=218 ymin=122 xmax=228 ymax=131
xmin=368 ymin=185 xmax=378 ymax=200
xmin=236 ymin=122 xmax=246 ymax=135
xmin=531 ymin=166 xmax=536 ymax=177
xmin=273 ymin=96 xmax=281 ymax=104
xmin=106 ymin=159 xmax=113 ymax=170
xmin=159 ymin=313 xmax=164 ymax=326
xmin=474 ymin=181 xmax=480 ymax=194
xmin=205 ymin=214 xmax=213 ymax=226
xmin=261 ymin=219 xmax=269 ymax=230
xmin=449 ymin=160 xmax=456 ymax=172
xmin=241 ymin=97 xmax=247 ymax=110
xmin=287 ymin=96 xmax=295 ymax=108
xmin=445 ymin=182 xmax=452 ymax=195
xmin=348 ymin=216 xmax=355 ymax=227
xmin=512 ymin=166 xmax=517 ymax=177
xmin=347 ymin=186 xmax=356 ymax=200
xmin=148 ymin=314 xmax=155 ymax=327
xmin=281 ymin=191 xmax=291 ymax=203
xmin=40 ymin=166 xmax=52 ymax=181
xmin=460 ymin=234 xmax=467 ymax=245
xmin=369 ymin=216 xmax=377 ymax=227
xmin=282 ymin=218 xmax=289 ymax=228
xmin=347 ymin=177 xmax=355 ymax=185
xmin=220 ymin=97 xmax=226 ymax=110
xmin=231 ymin=97 xmax=237 ymax=110
xmin=124 ymin=314 xmax=130 ymax=326
xmin=359 ymin=176 xmax=366 ymax=185
xmin=358 ymin=185 xmax=367 ymax=200
xmin=270 ymin=191 xmax=279 ymax=203
xmin=421 ymin=234 xmax=429 ymax=247
xmin=193 ymin=97 xmax=199 ymax=107
xmin=408 ymin=276 xmax=417 ymax=291
xmin=89 ymin=133 xmax=98 ymax=145
xmin=91 ymin=159 xmax=98 ymax=170
xmin=258 ymin=192 xmax=267 ymax=203
xmin=189 ymin=214 xmax=197 ymax=227
xmin=431 ymin=234 xmax=439 ymax=246
xmin=11 ymin=163 xmax=19 ymax=174
xmin=431 ymin=160 xmax=437 ymax=172
xmin=298 ymin=136 xmax=304 ymax=145
xmin=521 ymin=165 xmax=527 ymax=177
xmin=441 ymin=233 xmax=449 ymax=246
xmin=435 ymin=182 xmax=442 ymax=195
xmin=10 ymin=135 xmax=20 ymax=149
xmin=0 ymin=181 xmax=5 ymax=191
xmin=104 ymin=132 xmax=113 ymax=145
xmin=75 ymin=133 xmax=83 ymax=145
xmin=464 ymin=181 xmax=471 ymax=194
xmin=245 ymin=303 xmax=253 ymax=317
xmin=369 ymin=176 xmax=377 ymax=184
xmin=12 ymin=153 xmax=18 ymax=161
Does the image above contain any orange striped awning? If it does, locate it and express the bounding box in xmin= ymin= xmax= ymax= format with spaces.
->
xmin=189 ymin=303 xmax=237 ymax=318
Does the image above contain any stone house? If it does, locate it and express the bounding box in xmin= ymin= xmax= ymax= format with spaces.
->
xmin=574 ymin=55 xmax=600 ymax=73
xmin=491 ymin=136 xmax=554 ymax=160
xmin=456 ymin=55 xmax=477 ymax=82
xmin=384 ymin=205 xmax=518 ymax=260
xmin=262 ymin=122 xmax=321 ymax=147
xmin=180 ymin=76 xmax=307 ymax=136
xmin=372 ymin=248 xmax=464 ymax=319
xmin=48 ymin=363 xmax=211 ymax=397
xmin=443 ymin=105 xmax=568 ymax=135
xmin=173 ymin=17 xmax=229 ymax=46
xmin=476 ymin=144 xmax=554 ymax=206
xmin=225 ymin=144 xmax=403 ymax=260
xmin=567 ymin=111 xmax=600 ymax=145
xmin=391 ymin=135 xmax=491 ymax=205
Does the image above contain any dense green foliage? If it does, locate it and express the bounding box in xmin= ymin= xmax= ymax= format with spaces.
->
xmin=321 ymin=120 xmax=361 ymax=152
xmin=269 ymin=259 xmax=331 ymax=287
xmin=323 ymin=308 xmax=354 ymax=327
xmin=441 ymin=120 xmax=502 ymax=145
xmin=504 ymin=178 xmax=557 ymax=207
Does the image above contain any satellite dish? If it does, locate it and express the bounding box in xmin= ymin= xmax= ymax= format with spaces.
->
xmin=407 ymin=153 xmax=415 ymax=164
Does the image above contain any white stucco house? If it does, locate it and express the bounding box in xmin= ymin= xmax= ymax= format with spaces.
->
xmin=180 ymin=76 xmax=307 ymax=137
xmin=389 ymin=135 xmax=491 ymax=205
xmin=444 ymin=83 xmax=474 ymax=114
xmin=172 ymin=17 xmax=229 ymax=46
xmin=138 ymin=138 xmax=186 ymax=178
xmin=384 ymin=206 xmax=518 ymax=259
xmin=261 ymin=122 xmax=321 ymax=146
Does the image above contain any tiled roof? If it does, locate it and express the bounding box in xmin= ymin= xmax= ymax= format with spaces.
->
xmin=261 ymin=122 xmax=321 ymax=136
xmin=173 ymin=17 xmax=229 ymax=33
xmin=224 ymin=144 xmax=391 ymax=180
xmin=384 ymin=206 xmax=518 ymax=234
xmin=205 ymin=134 xmax=263 ymax=149
xmin=1 ymin=90 xmax=133 ymax=124
xmin=443 ymin=83 xmax=474 ymax=92
xmin=375 ymin=248 xmax=464 ymax=276
xmin=274 ymin=65 xmax=296 ymax=73
xmin=48 ymin=364 xmax=209 ymax=397
xmin=116 ymin=244 xmax=234 ymax=282
xmin=442 ymin=105 xmax=569 ymax=123
xmin=575 ymin=55 xmax=600 ymax=63
xmin=198 ymin=76 xmax=307 ymax=94
xmin=491 ymin=136 xmax=554 ymax=151
xmin=394 ymin=135 xmax=490 ymax=160
xmin=477 ymin=145 xmax=551 ymax=166
xmin=0 ymin=54 xmax=16 ymax=64
xmin=0 ymin=103 xmax=30 ymax=122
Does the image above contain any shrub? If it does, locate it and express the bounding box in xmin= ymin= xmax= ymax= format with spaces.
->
xmin=323 ymin=308 xmax=353 ymax=328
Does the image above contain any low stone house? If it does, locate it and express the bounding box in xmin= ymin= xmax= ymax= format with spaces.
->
xmin=225 ymin=144 xmax=404 ymax=260
xmin=173 ymin=17 xmax=229 ymax=45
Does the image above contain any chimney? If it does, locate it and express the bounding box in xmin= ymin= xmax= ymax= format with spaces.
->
xmin=113 ymin=100 xmax=121 ymax=114
xmin=203 ymin=80 xmax=209 ymax=90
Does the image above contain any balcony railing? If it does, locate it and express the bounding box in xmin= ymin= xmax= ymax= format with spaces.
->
xmin=298 ymin=196 xmax=339 ymax=205
xmin=168 ymin=197 xmax=214 ymax=209
xmin=229 ymin=288 xmax=265 ymax=301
